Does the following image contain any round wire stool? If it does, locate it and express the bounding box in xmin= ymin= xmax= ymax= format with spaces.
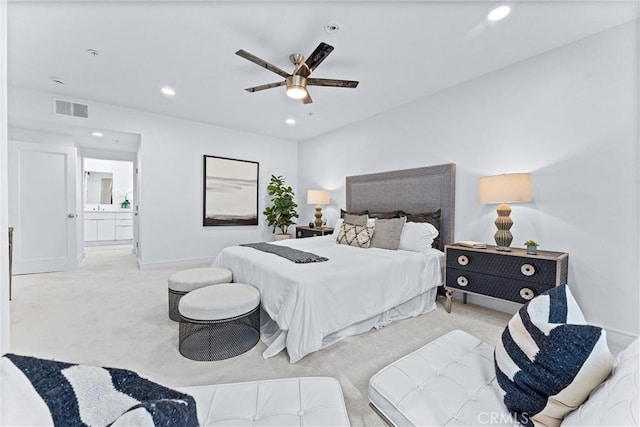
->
xmin=179 ymin=305 xmax=260 ymax=361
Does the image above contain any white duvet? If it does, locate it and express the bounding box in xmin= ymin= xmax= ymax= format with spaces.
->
xmin=214 ymin=236 xmax=444 ymax=363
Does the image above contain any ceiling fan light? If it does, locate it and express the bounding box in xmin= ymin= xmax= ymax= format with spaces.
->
xmin=287 ymin=87 xmax=307 ymax=99
xmin=286 ymin=75 xmax=308 ymax=99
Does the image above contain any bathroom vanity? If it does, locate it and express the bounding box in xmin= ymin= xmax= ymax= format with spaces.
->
xmin=84 ymin=208 xmax=133 ymax=243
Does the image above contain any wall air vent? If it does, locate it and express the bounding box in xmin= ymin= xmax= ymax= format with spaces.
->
xmin=54 ymin=99 xmax=89 ymax=118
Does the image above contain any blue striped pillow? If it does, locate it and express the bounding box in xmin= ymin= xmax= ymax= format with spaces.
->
xmin=495 ymin=285 xmax=614 ymax=427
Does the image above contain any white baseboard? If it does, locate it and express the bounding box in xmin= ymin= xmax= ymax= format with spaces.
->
xmin=138 ymin=256 xmax=214 ymax=270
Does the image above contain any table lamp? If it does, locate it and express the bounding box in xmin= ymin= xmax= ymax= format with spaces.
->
xmin=478 ymin=173 xmax=532 ymax=251
xmin=307 ymin=190 xmax=331 ymax=228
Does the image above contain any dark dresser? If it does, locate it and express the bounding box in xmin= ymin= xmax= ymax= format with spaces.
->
xmin=444 ymin=243 xmax=568 ymax=313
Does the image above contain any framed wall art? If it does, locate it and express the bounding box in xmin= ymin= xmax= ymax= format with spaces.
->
xmin=203 ymin=155 xmax=259 ymax=226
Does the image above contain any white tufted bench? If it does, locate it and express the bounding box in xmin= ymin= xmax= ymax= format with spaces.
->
xmin=177 ymin=377 xmax=350 ymax=426
xmin=168 ymin=267 xmax=232 ymax=321
xmin=178 ymin=283 xmax=260 ymax=361
xmin=369 ymin=330 xmax=639 ymax=426
xmin=2 ymin=356 xmax=351 ymax=426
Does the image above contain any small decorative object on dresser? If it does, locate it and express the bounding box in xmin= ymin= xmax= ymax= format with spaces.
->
xmin=524 ymin=239 xmax=539 ymax=255
xmin=296 ymin=226 xmax=334 ymax=239
xmin=444 ymin=243 xmax=568 ymax=313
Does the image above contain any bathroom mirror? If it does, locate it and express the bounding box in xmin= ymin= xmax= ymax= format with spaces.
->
xmin=85 ymin=171 xmax=113 ymax=204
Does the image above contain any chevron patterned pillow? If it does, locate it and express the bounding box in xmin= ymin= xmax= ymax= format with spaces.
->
xmin=336 ymin=223 xmax=374 ymax=248
xmin=495 ymin=285 xmax=614 ymax=427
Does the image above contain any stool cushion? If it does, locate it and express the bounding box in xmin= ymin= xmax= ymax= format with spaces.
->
xmin=177 ymin=377 xmax=350 ymax=426
xmin=369 ymin=330 xmax=509 ymax=426
xmin=179 ymin=283 xmax=260 ymax=321
xmin=168 ymin=267 xmax=232 ymax=293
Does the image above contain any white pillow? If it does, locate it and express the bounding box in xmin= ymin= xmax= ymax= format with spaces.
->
xmin=332 ymin=219 xmax=344 ymax=240
xmin=398 ymin=222 xmax=439 ymax=252
xmin=366 ymin=217 xmax=376 ymax=228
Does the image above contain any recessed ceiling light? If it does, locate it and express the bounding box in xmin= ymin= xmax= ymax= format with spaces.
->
xmin=161 ymin=87 xmax=176 ymax=96
xmin=285 ymin=118 xmax=296 ymax=125
xmin=488 ymin=5 xmax=511 ymax=21
xmin=91 ymin=131 xmax=104 ymax=137
xmin=325 ymin=22 xmax=342 ymax=33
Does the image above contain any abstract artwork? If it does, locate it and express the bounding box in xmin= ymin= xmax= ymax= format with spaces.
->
xmin=203 ymin=155 xmax=259 ymax=226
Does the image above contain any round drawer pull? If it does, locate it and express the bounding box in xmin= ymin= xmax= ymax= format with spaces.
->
xmin=457 ymin=276 xmax=469 ymax=287
xmin=520 ymin=288 xmax=535 ymax=300
xmin=457 ymin=255 xmax=469 ymax=266
xmin=521 ymin=263 xmax=536 ymax=277
xmin=297 ymin=231 xmax=302 ymax=237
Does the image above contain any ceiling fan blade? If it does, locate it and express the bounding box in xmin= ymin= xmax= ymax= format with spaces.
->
xmin=296 ymin=42 xmax=334 ymax=77
xmin=244 ymin=81 xmax=286 ymax=93
xmin=301 ymin=91 xmax=313 ymax=104
xmin=307 ymin=78 xmax=359 ymax=88
xmin=236 ymin=49 xmax=290 ymax=79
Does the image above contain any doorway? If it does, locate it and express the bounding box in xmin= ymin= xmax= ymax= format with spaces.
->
xmin=82 ymin=158 xmax=134 ymax=251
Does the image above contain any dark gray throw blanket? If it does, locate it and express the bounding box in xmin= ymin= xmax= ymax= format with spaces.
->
xmin=240 ymin=242 xmax=328 ymax=263
xmin=4 ymin=353 xmax=198 ymax=427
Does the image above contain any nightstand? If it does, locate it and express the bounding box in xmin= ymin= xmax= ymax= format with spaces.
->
xmin=444 ymin=244 xmax=569 ymax=313
xmin=295 ymin=226 xmax=334 ymax=239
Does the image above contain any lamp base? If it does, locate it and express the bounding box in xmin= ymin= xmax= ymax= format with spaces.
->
xmin=314 ymin=205 xmax=323 ymax=228
xmin=494 ymin=203 xmax=513 ymax=251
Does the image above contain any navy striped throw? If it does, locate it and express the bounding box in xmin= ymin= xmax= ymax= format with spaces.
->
xmin=495 ymin=285 xmax=613 ymax=427
xmin=3 ymin=353 xmax=198 ymax=427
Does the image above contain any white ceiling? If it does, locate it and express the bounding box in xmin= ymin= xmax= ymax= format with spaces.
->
xmin=7 ymin=1 xmax=638 ymax=144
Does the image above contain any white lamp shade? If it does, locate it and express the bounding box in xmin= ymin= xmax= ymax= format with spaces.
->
xmin=307 ymin=189 xmax=330 ymax=205
xmin=478 ymin=173 xmax=532 ymax=204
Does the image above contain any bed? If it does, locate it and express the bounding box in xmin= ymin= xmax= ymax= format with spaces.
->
xmin=213 ymin=164 xmax=456 ymax=363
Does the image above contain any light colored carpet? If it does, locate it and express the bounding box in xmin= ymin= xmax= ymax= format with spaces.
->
xmin=10 ymin=245 xmax=511 ymax=426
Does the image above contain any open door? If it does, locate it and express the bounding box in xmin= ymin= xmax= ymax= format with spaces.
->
xmin=8 ymin=141 xmax=78 ymax=274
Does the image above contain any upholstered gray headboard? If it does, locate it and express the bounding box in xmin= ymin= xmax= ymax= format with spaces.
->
xmin=345 ymin=163 xmax=456 ymax=249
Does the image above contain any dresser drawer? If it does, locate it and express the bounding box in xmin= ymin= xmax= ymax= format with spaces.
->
xmin=296 ymin=226 xmax=334 ymax=238
xmin=446 ymin=248 xmax=563 ymax=285
xmin=446 ymin=268 xmax=553 ymax=304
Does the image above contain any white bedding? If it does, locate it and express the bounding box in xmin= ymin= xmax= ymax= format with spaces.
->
xmin=213 ymin=236 xmax=444 ymax=363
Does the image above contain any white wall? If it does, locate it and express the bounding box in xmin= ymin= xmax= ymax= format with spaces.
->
xmin=298 ymin=21 xmax=639 ymax=342
xmin=8 ymin=88 xmax=299 ymax=268
xmin=0 ymin=0 xmax=9 ymax=357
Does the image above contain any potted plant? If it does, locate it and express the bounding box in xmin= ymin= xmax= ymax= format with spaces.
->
xmin=263 ymin=175 xmax=299 ymax=239
xmin=524 ymin=240 xmax=539 ymax=255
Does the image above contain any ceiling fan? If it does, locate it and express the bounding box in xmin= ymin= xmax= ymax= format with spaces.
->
xmin=235 ymin=42 xmax=359 ymax=104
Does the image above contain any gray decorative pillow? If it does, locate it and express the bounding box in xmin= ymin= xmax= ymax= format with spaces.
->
xmin=336 ymin=223 xmax=373 ymax=248
xmin=370 ymin=217 xmax=407 ymax=250
xmin=343 ymin=213 xmax=368 ymax=227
